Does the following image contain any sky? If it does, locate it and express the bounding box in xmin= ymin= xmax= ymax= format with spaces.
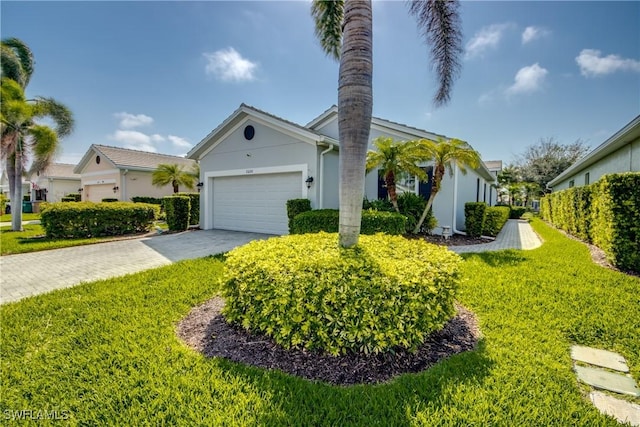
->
xmin=2 ymin=0 xmax=639 ymax=167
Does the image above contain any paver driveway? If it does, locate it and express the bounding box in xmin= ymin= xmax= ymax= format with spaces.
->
xmin=0 ymin=229 xmax=271 ymax=304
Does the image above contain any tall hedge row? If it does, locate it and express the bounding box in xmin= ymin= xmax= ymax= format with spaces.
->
xmin=40 ymin=202 xmax=158 ymax=238
xmin=175 ymin=192 xmax=200 ymax=225
xmin=483 ymin=206 xmax=511 ymax=237
xmin=541 ymin=172 xmax=639 ymax=272
xmin=464 ymin=202 xmax=486 ymax=237
xmin=291 ymin=209 xmax=406 ymax=235
xmin=163 ymin=196 xmax=190 ymax=231
xmin=463 ymin=203 xmax=510 ymax=237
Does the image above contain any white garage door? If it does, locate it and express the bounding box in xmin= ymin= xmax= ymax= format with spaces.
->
xmin=85 ymin=184 xmax=114 ymax=202
xmin=212 ymin=172 xmax=302 ymax=234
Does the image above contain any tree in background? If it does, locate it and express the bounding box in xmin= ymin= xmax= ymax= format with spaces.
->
xmin=365 ymin=137 xmax=428 ymax=213
xmin=152 ymin=163 xmax=196 ymax=193
xmin=413 ymin=138 xmax=481 ymax=233
xmin=516 ymin=137 xmax=590 ymax=192
xmin=1 ymin=38 xmax=74 ymax=231
xmin=312 ymin=0 xmax=462 ymax=247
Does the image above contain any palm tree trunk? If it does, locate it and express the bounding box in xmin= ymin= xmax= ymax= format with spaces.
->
xmin=385 ymin=172 xmax=400 ymax=212
xmin=413 ymin=164 xmax=444 ymax=233
xmin=173 ymin=181 xmax=179 ymax=193
xmin=11 ymin=150 xmax=24 ymax=231
xmin=338 ymin=0 xmax=373 ymax=248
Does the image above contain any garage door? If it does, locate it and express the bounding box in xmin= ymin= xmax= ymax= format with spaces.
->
xmin=85 ymin=184 xmax=114 ymax=202
xmin=212 ymin=172 xmax=302 ymax=234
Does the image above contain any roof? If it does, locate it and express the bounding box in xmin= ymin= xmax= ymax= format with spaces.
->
xmin=187 ymin=104 xmax=338 ymax=160
xmin=75 ymin=144 xmax=196 ymax=174
xmin=38 ymin=163 xmax=80 ymax=180
xmin=484 ymin=160 xmax=503 ymax=171
xmin=548 ymin=114 xmax=640 ymax=187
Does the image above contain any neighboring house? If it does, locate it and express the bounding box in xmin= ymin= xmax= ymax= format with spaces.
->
xmin=187 ymin=104 xmax=495 ymax=235
xmin=483 ymin=160 xmax=502 ymax=206
xmin=74 ymin=145 xmax=197 ymax=202
xmin=27 ymin=163 xmax=81 ymax=203
xmin=0 ymin=169 xmax=31 ymax=208
xmin=548 ymin=114 xmax=640 ymax=191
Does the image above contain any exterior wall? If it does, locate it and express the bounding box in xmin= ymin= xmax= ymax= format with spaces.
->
xmin=122 ymin=170 xmax=177 ymax=201
xmin=313 ymin=119 xmax=339 ymax=140
xmin=40 ymin=179 xmax=81 ymax=203
xmin=320 ymin=149 xmax=339 ymax=209
xmin=198 ymin=119 xmax=318 ymax=226
xmin=81 ymin=171 xmax=119 ymax=202
xmin=552 ymin=137 xmax=639 ymax=191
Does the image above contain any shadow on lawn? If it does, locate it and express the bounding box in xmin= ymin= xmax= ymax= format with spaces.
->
xmin=462 ymin=249 xmax=529 ymax=267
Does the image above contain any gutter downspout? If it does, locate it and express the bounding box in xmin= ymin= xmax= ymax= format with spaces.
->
xmin=122 ymin=169 xmax=128 ymax=201
xmin=318 ymin=143 xmax=334 ymax=209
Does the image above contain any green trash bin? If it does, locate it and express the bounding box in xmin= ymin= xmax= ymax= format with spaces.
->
xmin=22 ymin=201 xmax=32 ymax=213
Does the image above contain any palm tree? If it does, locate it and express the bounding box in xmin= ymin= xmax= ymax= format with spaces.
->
xmin=413 ymin=138 xmax=481 ymax=233
xmin=365 ymin=137 xmax=428 ymax=212
xmin=152 ymin=163 xmax=196 ymax=193
xmin=312 ymin=0 xmax=462 ymax=247
xmin=1 ymin=38 xmax=74 ymax=231
xmin=1 ymin=78 xmax=74 ymax=231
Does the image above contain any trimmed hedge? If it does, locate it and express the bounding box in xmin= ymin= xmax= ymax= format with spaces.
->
xmin=131 ymin=196 xmax=163 ymax=205
xmin=483 ymin=206 xmax=510 ymax=237
xmin=40 ymin=202 xmax=158 ymax=238
xmin=363 ymin=193 xmax=437 ymax=234
xmin=541 ymin=172 xmax=640 ymax=272
xmin=101 ymin=198 xmax=118 ymax=203
xmin=176 ymin=192 xmax=199 ymax=225
xmin=509 ymin=206 xmax=526 ymax=219
xmin=464 ymin=202 xmax=486 ymax=237
xmin=222 ymin=232 xmax=462 ymax=355
xmin=163 ymin=196 xmax=190 ymax=231
xmin=291 ymin=209 xmax=406 ymax=235
xmin=286 ymin=199 xmax=312 ymax=233
xmin=62 ymin=193 xmax=81 ymax=202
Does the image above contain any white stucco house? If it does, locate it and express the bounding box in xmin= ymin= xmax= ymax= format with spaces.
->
xmin=27 ymin=163 xmax=81 ymax=203
xmin=74 ymin=144 xmax=197 ymax=202
xmin=548 ymin=114 xmax=640 ymax=191
xmin=187 ymin=104 xmax=495 ymax=235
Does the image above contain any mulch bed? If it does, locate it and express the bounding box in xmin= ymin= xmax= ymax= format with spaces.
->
xmin=411 ymin=233 xmax=494 ymax=247
xmin=176 ymin=298 xmax=481 ymax=386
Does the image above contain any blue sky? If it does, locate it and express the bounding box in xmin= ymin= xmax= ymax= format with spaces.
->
xmin=2 ymin=1 xmax=639 ymax=166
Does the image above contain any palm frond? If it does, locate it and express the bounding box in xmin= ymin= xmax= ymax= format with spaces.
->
xmin=32 ymin=97 xmax=75 ymax=138
xmin=311 ymin=0 xmax=344 ymax=60
xmin=1 ymin=38 xmax=34 ymax=88
xmin=408 ymin=0 xmax=463 ymax=106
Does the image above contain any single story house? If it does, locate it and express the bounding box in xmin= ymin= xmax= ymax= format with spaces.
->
xmin=74 ymin=144 xmax=197 ymax=202
xmin=548 ymin=114 xmax=640 ymax=191
xmin=483 ymin=160 xmax=503 ymax=205
xmin=187 ymin=104 xmax=495 ymax=236
xmin=28 ymin=163 xmax=81 ymax=203
xmin=0 ymin=169 xmax=31 ymax=202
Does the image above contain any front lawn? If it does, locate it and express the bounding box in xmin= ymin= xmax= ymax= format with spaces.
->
xmin=0 ymin=212 xmax=41 ymax=222
xmin=1 ymin=219 xmax=638 ymax=425
xmin=0 ymin=224 xmax=116 ymax=255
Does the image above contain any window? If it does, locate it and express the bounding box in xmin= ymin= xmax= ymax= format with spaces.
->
xmin=569 ymin=180 xmax=575 ymax=188
xmin=585 ymin=172 xmax=590 ymax=185
xmin=476 ymin=178 xmax=481 ymax=202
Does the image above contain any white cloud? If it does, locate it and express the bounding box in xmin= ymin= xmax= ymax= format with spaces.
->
xmin=110 ymin=130 xmax=158 ymax=153
xmin=506 ymin=63 xmax=548 ymax=95
xmin=465 ymin=23 xmax=512 ymax=59
xmin=114 ymin=112 xmax=153 ymax=129
xmin=151 ymin=134 xmax=165 ymax=142
xmin=522 ymin=26 xmax=550 ymax=44
xmin=168 ymin=135 xmax=192 ymax=149
xmin=203 ymin=47 xmax=258 ymax=82
xmin=576 ymin=49 xmax=640 ymax=77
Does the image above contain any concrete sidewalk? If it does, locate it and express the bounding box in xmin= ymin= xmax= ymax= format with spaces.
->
xmin=449 ymin=219 xmax=542 ymax=254
xmin=0 ymin=229 xmax=271 ymax=304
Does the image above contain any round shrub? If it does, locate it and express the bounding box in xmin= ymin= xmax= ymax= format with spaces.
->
xmin=221 ymin=233 xmax=462 ymax=356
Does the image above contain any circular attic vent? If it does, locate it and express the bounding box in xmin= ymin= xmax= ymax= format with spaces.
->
xmin=244 ymin=125 xmax=255 ymax=141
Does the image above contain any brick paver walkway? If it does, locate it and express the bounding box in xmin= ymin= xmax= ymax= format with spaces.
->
xmin=449 ymin=219 xmax=542 ymax=254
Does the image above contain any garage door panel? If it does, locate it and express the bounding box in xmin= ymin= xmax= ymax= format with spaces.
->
xmin=212 ymin=172 xmax=302 ymax=234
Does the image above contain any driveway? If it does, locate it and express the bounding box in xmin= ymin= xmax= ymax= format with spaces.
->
xmin=0 ymin=229 xmax=271 ymax=304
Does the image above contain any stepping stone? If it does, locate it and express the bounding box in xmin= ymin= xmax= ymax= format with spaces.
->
xmin=590 ymin=391 xmax=640 ymax=426
xmin=575 ymin=365 xmax=640 ymax=397
xmin=571 ymin=345 xmax=630 ymax=372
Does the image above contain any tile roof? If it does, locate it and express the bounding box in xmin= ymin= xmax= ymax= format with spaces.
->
xmin=93 ymin=145 xmax=196 ymax=170
xmin=483 ymin=160 xmax=503 ymax=170
xmin=39 ymin=163 xmax=80 ymax=179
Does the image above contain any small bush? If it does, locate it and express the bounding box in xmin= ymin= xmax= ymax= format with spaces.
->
xmin=291 ymin=209 xmax=405 ymax=235
xmin=0 ymin=193 xmax=6 ymax=214
xmin=509 ymin=206 xmax=526 ymax=219
xmin=61 ymin=197 xmax=76 ymax=202
xmin=483 ymin=206 xmax=510 ymax=237
xmin=131 ymin=196 xmax=163 ymax=205
xmin=286 ymin=199 xmax=312 ymax=233
xmin=176 ymin=192 xmax=199 ymax=225
xmin=222 ymin=233 xmax=462 ymax=355
xmin=163 ymin=196 xmax=190 ymax=231
xmin=464 ymin=202 xmax=486 ymax=237
xmin=101 ymin=198 xmax=118 ymax=203
xmin=363 ymin=194 xmax=436 ymax=234
xmin=64 ymin=193 xmax=81 ymax=202
xmin=362 ymin=198 xmax=392 ymax=211
xmin=40 ymin=202 xmax=158 ymax=238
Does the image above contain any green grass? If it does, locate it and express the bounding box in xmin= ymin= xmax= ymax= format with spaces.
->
xmin=1 ymin=218 xmax=638 ymax=425
xmin=0 ymin=212 xmax=41 ymax=222
xmin=0 ymin=224 xmax=115 ymax=255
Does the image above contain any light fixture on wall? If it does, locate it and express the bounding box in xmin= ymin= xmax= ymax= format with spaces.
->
xmin=112 ymin=186 xmax=119 ymax=193
xmin=196 ymin=182 xmax=204 ymax=192
xmin=77 ymin=188 xmax=83 ymax=193
xmin=305 ymin=176 xmax=314 ymax=189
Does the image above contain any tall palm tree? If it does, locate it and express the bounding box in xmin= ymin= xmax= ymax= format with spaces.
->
xmin=365 ymin=137 xmax=428 ymax=212
xmin=1 ymin=38 xmax=74 ymax=231
xmin=152 ymin=163 xmax=196 ymax=193
xmin=1 ymin=78 xmax=74 ymax=231
xmin=312 ymin=0 xmax=462 ymax=247
xmin=413 ymin=138 xmax=481 ymax=233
